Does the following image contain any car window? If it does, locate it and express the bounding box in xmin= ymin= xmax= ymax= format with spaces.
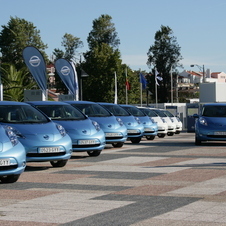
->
xmin=102 ymin=105 xmax=130 ymax=116
xmin=71 ymin=104 xmax=111 ymax=117
xmin=122 ymin=106 xmax=145 ymax=116
xmin=0 ymin=105 xmax=49 ymax=123
xmin=202 ymin=105 xmax=226 ymax=117
xmin=35 ymin=105 xmax=86 ymax=120
xmin=140 ymin=109 xmax=158 ymax=117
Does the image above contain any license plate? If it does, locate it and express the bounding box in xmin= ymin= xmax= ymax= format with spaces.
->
xmin=214 ymin=132 xmax=226 ymax=135
xmin=78 ymin=140 xmax=96 ymax=145
xmin=127 ymin=130 xmax=138 ymax=134
xmin=144 ymin=128 xmax=152 ymax=132
xmin=105 ymin=132 xmax=121 ymax=137
xmin=39 ymin=147 xmax=60 ymax=153
xmin=0 ymin=159 xmax=10 ymax=166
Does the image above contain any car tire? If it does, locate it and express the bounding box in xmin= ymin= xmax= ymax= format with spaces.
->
xmin=175 ymin=131 xmax=180 ymax=134
xmin=87 ymin=150 xmax=101 ymax=156
xmin=146 ymin=135 xmax=155 ymax=140
xmin=167 ymin=132 xmax=174 ymax=136
xmin=195 ymin=137 xmax=202 ymax=145
xmin=130 ymin=137 xmax=142 ymax=143
xmin=50 ymin=160 xmax=68 ymax=167
xmin=0 ymin=174 xmax=20 ymax=183
xmin=112 ymin=142 xmax=124 ymax=148
xmin=157 ymin=134 xmax=166 ymax=138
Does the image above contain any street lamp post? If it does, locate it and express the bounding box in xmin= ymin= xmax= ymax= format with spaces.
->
xmin=190 ymin=64 xmax=205 ymax=83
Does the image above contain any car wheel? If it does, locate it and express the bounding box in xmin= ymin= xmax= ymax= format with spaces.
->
xmin=158 ymin=134 xmax=166 ymax=138
xmin=167 ymin=132 xmax=174 ymax=136
xmin=175 ymin=131 xmax=180 ymax=134
xmin=0 ymin=174 xmax=20 ymax=183
xmin=130 ymin=137 xmax=142 ymax=143
xmin=87 ymin=150 xmax=101 ymax=156
xmin=50 ymin=160 xmax=68 ymax=167
xmin=195 ymin=137 xmax=202 ymax=145
xmin=112 ymin=142 xmax=124 ymax=148
xmin=146 ymin=135 xmax=155 ymax=140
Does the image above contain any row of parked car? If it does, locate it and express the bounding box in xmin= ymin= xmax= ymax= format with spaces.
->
xmin=0 ymin=100 xmax=182 ymax=183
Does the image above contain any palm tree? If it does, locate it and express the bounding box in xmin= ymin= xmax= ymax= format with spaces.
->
xmin=1 ymin=64 xmax=37 ymax=101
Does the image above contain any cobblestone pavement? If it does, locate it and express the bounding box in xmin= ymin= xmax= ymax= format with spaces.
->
xmin=1 ymin=132 xmax=226 ymax=226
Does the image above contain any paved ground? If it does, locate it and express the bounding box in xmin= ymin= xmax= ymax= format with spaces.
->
xmin=1 ymin=132 xmax=226 ymax=225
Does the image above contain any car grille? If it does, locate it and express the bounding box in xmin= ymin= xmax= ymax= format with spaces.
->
xmin=207 ymin=135 xmax=226 ymax=138
xmin=27 ymin=152 xmax=66 ymax=157
xmin=106 ymin=136 xmax=123 ymax=140
xmin=128 ymin=132 xmax=142 ymax=135
xmin=72 ymin=144 xmax=101 ymax=148
xmin=0 ymin=165 xmax=18 ymax=171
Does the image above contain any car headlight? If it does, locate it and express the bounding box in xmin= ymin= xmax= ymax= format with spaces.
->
xmin=161 ymin=118 xmax=167 ymax=123
xmin=92 ymin=120 xmax=101 ymax=131
xmin=135 ymin=117 xmax=141 ymax=124
xmin=199 ymin=117 xmax=207 ymax=126
xmin=55 ymin=123 xmax=66 ymax=137
xmin=116 ymin=117 xmax=124 ymax=126
xmin=150 ymin=117 xmax=155 ymax=123
xmin=5 ymin=129 xmax=19 ymax=146
xmin=4 ymin=125 xmax=25 ymax=139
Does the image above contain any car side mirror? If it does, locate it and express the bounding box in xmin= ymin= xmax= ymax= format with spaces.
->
xmin=193 ymin=114 xmax=199 ymax=118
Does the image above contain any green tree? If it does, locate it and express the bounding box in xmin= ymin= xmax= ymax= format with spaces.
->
xmin=0 ymin=16 xmax=47 ymax=69
xmin=87 ymin=14 xmax=120 ymax=49
xmin=147 ymin=25 xmax=183 ymax=103
xmin=82 ymin=14 xmax=126 ymax=102
xmin=52 ymin=33 xmax=83 ymax=94
xmin=1 ymin=63 xmax=37 ymax=101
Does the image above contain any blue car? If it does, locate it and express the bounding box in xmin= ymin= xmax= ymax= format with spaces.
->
xmin=120 ymin=104 xmax=158 ymax=140
xmin=194 ymin=103 xmax=226 ymax=145
xmin=65 ymin=101 xmax=128 ymax=148
xmin=0 ymin=101 xmax=72 ymax=167
xmin=98 ymin=102 xmax=144 ymax=143
xmin=27 ymin=101 xmax=106 ymax=156
xmin=0 ymin=125 xmax=26 ymax=183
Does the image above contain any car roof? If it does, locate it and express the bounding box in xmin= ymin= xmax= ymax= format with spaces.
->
xmin=203 ymin=103 xmax=226 ymax=106
xmin=26 ymin=101 xmax=70 ymax=106
xmin=65 ymin=100 xmax=97 ymax=104
xmin=0 ymin=101 xmax=29 ymax=106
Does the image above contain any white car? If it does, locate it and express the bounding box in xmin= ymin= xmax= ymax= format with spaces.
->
xmin=162 ymin=109 xmax=183 ymax=134
xmin=151 ymin=108 xmax=176 ymax=136
xmin=138 ymin=107 xmax=168 ymax=138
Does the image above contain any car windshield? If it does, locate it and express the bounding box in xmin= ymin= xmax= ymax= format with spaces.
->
xmin=35 ymin=105 xmax=86 ymax=120
xmin=101 ymin=104 xmax=130 ymax=116
xmin=163 ymin=110 xmax=174 ymax=117
xmin=202 ymin=105 xmax=226 ymax=117
xmin=140 ymin=108 xmax=158 ymax=117
xmin=121 ymin=106 xmax=146 ymax=117
xmin=152 ymin=109 xmax=167 ymax=117
xmin=71 ymin=104 xmax=111 ymax=117
xmin=0 ymin=105 xmax=49 ymax=123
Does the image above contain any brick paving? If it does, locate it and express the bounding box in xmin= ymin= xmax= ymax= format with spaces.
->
xmin=1 ymin=133 xmax=226 ymax=225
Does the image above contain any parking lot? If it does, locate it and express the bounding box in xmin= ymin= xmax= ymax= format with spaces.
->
xmin=1 ymin=132 xmax=226 ymax=225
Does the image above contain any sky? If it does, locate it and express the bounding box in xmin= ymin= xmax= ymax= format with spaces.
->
xmin=1 ymin=0 xmax=226 ymax=73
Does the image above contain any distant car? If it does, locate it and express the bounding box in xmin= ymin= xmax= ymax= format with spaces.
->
xmin=27 ymin=101 xmax=106 ymax=157
xmin=65 ymin=101 xmax=128 ymax=148
xmin=194 ymin=103 xmax=226 ymax=145
xmin=162 ymin=109 xmax=183 ymax=134
xmin=150 ymin=108 xmax=176 ymax=136
xmin=0 ymin=101 xmax=72 ymax=167
xmin=98 ymin=102 xmax=144 ymax=143
xmin=0 ymin=125 xmax=26 ymax=183
xmin=138 ymin=107 xmax=168 ymax=138
xmin=120 ymin=104 xmax=158 ymax=140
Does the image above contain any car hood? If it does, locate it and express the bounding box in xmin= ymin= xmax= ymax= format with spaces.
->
xmin=204 ymin=117 xmax=226 ymax=126
xmin=88 ymin=116 xmax=122 ymax=130
xmin=53 ymin=119 xmax=98 ymax=135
